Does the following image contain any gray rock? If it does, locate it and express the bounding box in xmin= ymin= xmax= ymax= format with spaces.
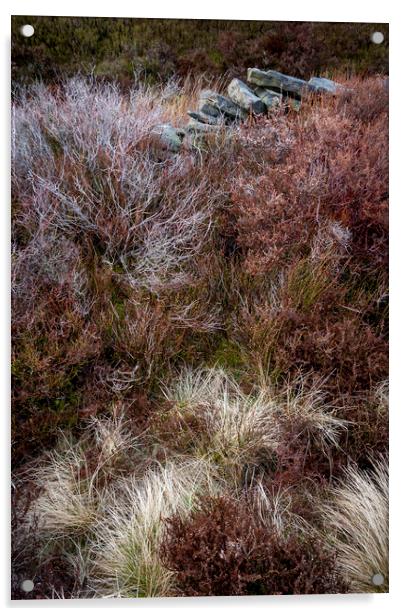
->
xmin=187 ymin=110 xmax=220 ymax=125
xmin=247 ymin=68 xmax=315 ymax=97
xmin=199 ymin=101 xmax=221 ymax=118
xmin=199 ymin=90 xmax=247 ymax=121
xmin=151 ymin=123 xmax=183 ymax=152
xmin=254 ymin=87 xmax=282 ymax=109
xmin=227 ymin=78 xmax=266 ymax=114
xmin=308 ymin=76 xmax=343 ymax=94
xmin=186 ymin=119 xmax=220 ymax=134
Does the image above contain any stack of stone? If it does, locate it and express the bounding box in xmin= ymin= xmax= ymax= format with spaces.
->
xmin=153 ymin=68 xmax=343 ymax=151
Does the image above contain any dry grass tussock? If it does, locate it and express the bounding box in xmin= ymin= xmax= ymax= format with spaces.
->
xmin=321 ymin=457 xmax=389 ymax=592
xmin=18 ymin=415 xmax=227 ymax=598
xmin=26 ymin=411 xmax=141 ymax=539
xmin=157 ymin=367 xmax=347 ymax=485
xmin=88 ymin=457 xmax=223 ymax=597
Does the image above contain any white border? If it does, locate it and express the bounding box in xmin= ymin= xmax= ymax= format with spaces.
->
xmin=1 ymin=2 xmax=404 ymax=615
xmin=4 ymin=1 xmax=392 ymax=21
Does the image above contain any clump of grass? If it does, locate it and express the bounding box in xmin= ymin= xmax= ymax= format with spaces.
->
xmin=18 ymin=418 xmax=225 ymax=598
xmin=157 ymin=367 xmax=279 ymax=482
xmin=155 ymin=368 xmax=347 ymax=486
xmin=339 ymin=381 xmax=389 ymax=469
xmin=30 ymin=441 xmax=102 ymax=539
xmin=88 ymin=457 xmax=223 ymax=597
xmin=28 ymin=411 xmax=141 ymax=539
xmin=321 ymin=457 xmax=389 ymax=592
xmin=230 ymin=257 xmax=387 ymax=397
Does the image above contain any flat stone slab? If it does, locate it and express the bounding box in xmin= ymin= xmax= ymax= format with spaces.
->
xmin=186 ymin=118 xmax=220 ymax=133
xmin=199 ymin=90 xmax=248 ymax=121
xmin=199 ymin=101 xmax=221 ymax=118
xmin=254 ymin=87 xmax=282 ymax=109
xmin=227 ymin=78 xmax=266 ymax=114
xmin=247 ymin=68 xmax=315 ymax=97
xmin=308 ymin=76 xmax=343 ymax=94
xmin=187 ymin=110 xmax=220 ymax=125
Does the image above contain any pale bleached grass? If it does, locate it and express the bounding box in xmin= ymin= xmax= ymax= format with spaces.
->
xmin=15 ymin=370 xmax=349 ymax=598
xmin=322 ymin=457 xmax=389 ymax=592
xmin=161 ymin=367 xmax=279 ymax=478
xmin=29 ymin=413 xmax=142 ymax=539
xmin=160 ymin=72 xmax=231 ymax=125
xmin=251 ymin=481 xmax=303 ymax=536
xmin=88 ymin=457 xmax=224 ymax=597
xmin=20 ymin=417 xmax=225 ymax=597
xmin=160 ymin=367 xmax=347 ymax=482
xmin=88 ymin=411 xmax=139 ymax=468
xmin=279 ymin=373 xmax=349 ymax=451
xmin=31 ymin=439 xmax=101 ymax=539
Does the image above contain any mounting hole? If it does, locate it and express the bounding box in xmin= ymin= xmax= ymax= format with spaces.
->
xmin=20 ymin=24 xmax=35 ymax=38
xmin=371 ymin=572 xmax=385 ymax=586
xmin=20 ymin=579 xmax=34 ymax=593
xmin=371 ymin=31 xmax=384 ymax=45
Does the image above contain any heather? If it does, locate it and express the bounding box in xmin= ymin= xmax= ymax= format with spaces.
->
xmin=11 ymin=17 xmax=388 ymax=86
xmin=11 ymin=72 xmax=388 ymax=597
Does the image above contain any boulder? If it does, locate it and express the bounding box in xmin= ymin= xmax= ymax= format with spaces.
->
xmin=227 ymin=78 xmax=266 ymax=114
xmin=308 ymin=76 xmax=343 ymax=94
xmin=186 ymin=119 xmax=220 ymax=134
xmin=187 ymin=110 xmax=220 ymax=125
xmin=199 ymin=90 xmax=248 ymax=121
xmin=151 ymin=124 xmax=183 ymax=152
xmin=254 ymin=87 xmax=282 ymax=109
xmin=199 ymin=101 xmax=221 ymax=118
xmin=247 ymin=68 xmax=315 ymax=97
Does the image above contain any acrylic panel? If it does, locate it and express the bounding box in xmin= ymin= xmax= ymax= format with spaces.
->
xmin=11 ymin=15 xmax=389 ymax=599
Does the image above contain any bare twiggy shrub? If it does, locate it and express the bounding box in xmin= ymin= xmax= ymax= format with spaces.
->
xmin=322 ymin=457 xmax=389 ymax=592
xmin=12 ymin=77 xmax=225 ymax=287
